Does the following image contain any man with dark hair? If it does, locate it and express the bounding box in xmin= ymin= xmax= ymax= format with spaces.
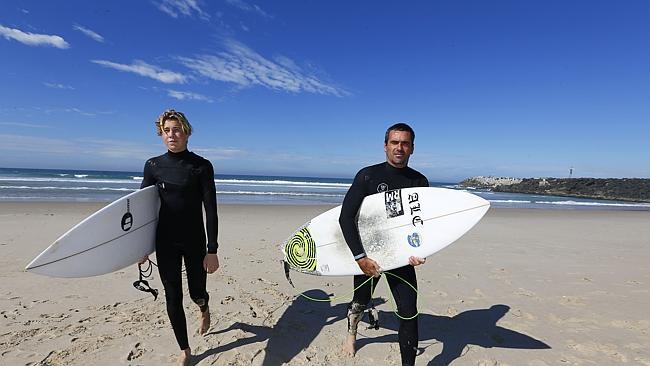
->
xmin=339 ymin=122 xmax=429 ymax=366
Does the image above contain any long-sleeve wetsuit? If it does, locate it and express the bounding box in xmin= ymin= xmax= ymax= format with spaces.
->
xmin=339 ymin=161 xmax=429 ymax=366
xmin=141 ymin=149 xmax=218 ymax=350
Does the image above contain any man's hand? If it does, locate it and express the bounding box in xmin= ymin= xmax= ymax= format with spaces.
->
xmin=356 ymin=257 xmax=382 ymax=277
xmin=408 ymin=256 xmax=426 ymax=266
xmin=204 ymin=253 xmax=220 ymax=274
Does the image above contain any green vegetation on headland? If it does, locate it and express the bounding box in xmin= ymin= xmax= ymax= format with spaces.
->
xmin=460 ymin=177 xmax=650 ymax=203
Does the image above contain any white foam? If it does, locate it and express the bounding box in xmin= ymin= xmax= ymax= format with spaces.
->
xmin=535 ymin=200 xmax=650 ymax=208
xmin=216 ymin=190 xmax=344 ymax=197
xmin=489 ymin=199 xmax=531 ymax=204
xmin=0 ymin=177 xmax=139 ymax=184
xmin=0 ymin=185 xmax=134 ymax=192
xmin=214 ymin=179 xmax=350 ymax=188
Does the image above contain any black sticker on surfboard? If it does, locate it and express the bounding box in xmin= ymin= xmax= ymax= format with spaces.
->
xmin=385 ymin=189 xmax=404 ymax=218
xmin=121 ymin=199 xmax=133 ymax=231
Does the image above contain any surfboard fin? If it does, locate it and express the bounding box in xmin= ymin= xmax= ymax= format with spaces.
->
xmin=282 ymin=260 xmax=295 ymax=288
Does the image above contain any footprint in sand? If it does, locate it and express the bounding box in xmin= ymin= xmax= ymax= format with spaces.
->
xmin=559 ymin=295 xmax=586 ymax=307
xmin=126 ymin=342 xmax=147 ymax=361
xmin=567 ymin=341 xmax=629 ymax=363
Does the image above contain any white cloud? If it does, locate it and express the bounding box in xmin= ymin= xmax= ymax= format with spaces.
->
xmin=178 ymin=40 xmax=349 ymax=97
xmin=44 ymin=82 xmax=75 ymax=90
xmin=0 ymin=24 xmax=69 ymax=49
xmin=73 ymin=24 xmax=105 ymax=43
xmin=92 ymin=59 xmax=187 ymax=84
xmin=225 ymin=0 xmax=273 ymax=19
xmin=167 ymin=90 xmax=213 ymax=102
xmin=155 ymin=0 xmax=209 ymax=20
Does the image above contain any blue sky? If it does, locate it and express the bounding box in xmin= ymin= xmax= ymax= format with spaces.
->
xmin=1 ymin=0 xmax=648 ymax=182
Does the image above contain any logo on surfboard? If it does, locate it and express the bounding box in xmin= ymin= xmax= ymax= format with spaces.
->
xmin=121 ymin=199 xmax=133 ymax=231
xmin=407 ymin=232 xmax=421 ymax=247
xmin=284 ymin=227 xmax=317 ymax=272
xmin=408 ymin=192 xmax=424 ymax=226
xmin=384 ymin=189 xmax=404 ymax=218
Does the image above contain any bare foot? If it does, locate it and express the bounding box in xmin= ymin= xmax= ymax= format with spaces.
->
xmin=199 ymin=306 xmax=210 ymax=335
xmin=341 ymin=334 xmax=356 ymax=357
xmin=178 ymin=348 xmax=191 ymax=366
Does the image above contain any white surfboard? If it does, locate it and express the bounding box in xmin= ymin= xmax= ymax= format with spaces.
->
xmin=25 ymin=186 xmax=160 ymax=278
xmin=282 ymin=187 xmax=489 ymax=276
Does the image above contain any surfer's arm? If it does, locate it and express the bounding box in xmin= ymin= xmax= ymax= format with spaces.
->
xmin=201 ymin=160 xmax=219 ymax=254
xmin=339 ymin=170 xmax=367 ymax=260
xmin=140 ymin=159 xmax=155 ymax=188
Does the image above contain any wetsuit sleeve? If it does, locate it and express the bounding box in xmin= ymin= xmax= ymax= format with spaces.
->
xmin=339 ymin=170 xmax=368 ymax=260
xmin=140 ymin=160 xmax=155 ymax=189
xmin=201 ymin=161 xmax=219 ymax=254
xmin=419 ymin=176 xmax=430 ymax=188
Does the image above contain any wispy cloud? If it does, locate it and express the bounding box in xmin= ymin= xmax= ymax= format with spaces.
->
xmin=167 ymin=90 xmax=213 ymax=102
xmin=44 ymin=82 xmax=75 ymax=90
xmin=192 ymin=147 xmax=245 ymax=160
xmin=92 ymin=59 xmax=187 ymax=84
xmin=0 ymin=122 xmax=50 ymax=128
xmin=178 ymin=40 xmax=349 ymax=97
xmin=225 ymin=0 xmax=273 ymax=19
xmin=0 ymin=24 xmax=69 ymax=49
xmin=81 ymin=139 xmax=161 ymax=159
xmin=41 ymin=107 xmax=113 ymax=117
xmin=61 ymin=107 xmax=99 ymax=117
xmin=0 ymin=134 xmax=158 ymax=160
xmin=155 ymin=0 xmax=209 ymax=20
xmin=0 ymin=134 xmax=80 ymax=155
xmin=73 ymin=24 xmax=104 ymax=43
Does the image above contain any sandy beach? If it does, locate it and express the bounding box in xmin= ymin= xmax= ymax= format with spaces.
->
xmin=1 ymin=203 xmax=649 ymax=365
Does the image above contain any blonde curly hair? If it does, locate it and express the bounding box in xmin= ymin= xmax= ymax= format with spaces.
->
xmin=155 ymin=109 xmax=193 ymax=136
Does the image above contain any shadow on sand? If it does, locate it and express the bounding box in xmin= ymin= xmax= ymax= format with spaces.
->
xmin=192 ymin=289 xmax=346 ymax=365
xmin=356 ymin=304 xmax=550 ymax=365
xmin=194 ymin=292 xmax=548 ymax=366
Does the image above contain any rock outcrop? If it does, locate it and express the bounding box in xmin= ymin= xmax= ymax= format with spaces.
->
xmin=459 ymin=177 xmax=650 ymax=203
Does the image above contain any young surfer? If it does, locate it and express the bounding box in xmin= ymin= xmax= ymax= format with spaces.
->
xmin=339 ymin=123 xmax=429 ymax=366
xmin=140 ymin=109 xmax=220 ymax=366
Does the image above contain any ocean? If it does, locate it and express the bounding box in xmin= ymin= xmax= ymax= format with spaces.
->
xmin=1 ymin=167 xmax=649 ymax=210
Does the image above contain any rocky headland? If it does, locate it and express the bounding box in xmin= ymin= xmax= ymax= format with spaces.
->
xmin=460 ymin=176 xmax=650 ymax=203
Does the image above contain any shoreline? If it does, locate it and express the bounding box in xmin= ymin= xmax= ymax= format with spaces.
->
xmin=2 ymin=200 xmax=649 ymax=213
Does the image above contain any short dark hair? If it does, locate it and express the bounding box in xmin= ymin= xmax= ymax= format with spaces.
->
xmin=384 ymin=123 xmax=415 ymax=144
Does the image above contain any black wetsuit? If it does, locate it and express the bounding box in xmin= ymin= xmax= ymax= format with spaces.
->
xmin=141 ymin=149 xmax=218 ymax=350
xmin=339 ymin=162 xmax=429 ymax=366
